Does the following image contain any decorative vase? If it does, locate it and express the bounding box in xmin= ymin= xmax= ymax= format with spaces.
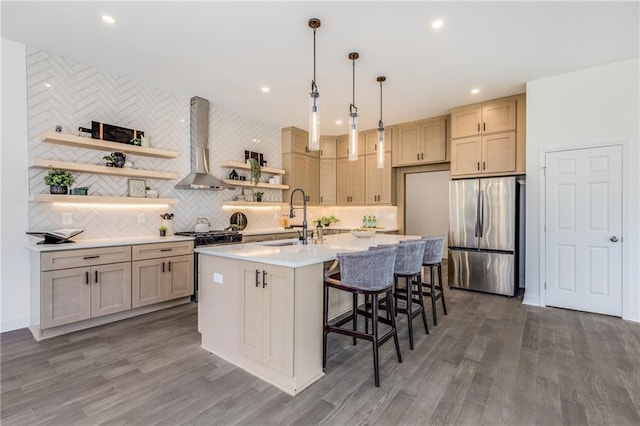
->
xmin=50 ymin=185 xmax=68 ymax=195
xmin=112 ymin=152 xmax=126 ymax=168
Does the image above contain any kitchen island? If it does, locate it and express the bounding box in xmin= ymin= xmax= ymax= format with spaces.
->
xmin=196 ymin=233 xmax=418 ymax=395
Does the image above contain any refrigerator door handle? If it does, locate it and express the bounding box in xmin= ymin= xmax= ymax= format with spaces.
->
xmin=479 ymin=191 xmax=484 ymax=237
xmin=475 ymin=189 xmax=481 ymax=238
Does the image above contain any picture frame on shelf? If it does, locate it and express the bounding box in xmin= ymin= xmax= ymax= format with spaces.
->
xmin=128 ymin=179 xmax=146 ymax=197
xmin=244 ymin=150 xmax=267 ymax=167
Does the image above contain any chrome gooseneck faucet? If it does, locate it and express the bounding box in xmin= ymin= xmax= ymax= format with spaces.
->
xmin=289 ymin=188 xmax=308 ymax=245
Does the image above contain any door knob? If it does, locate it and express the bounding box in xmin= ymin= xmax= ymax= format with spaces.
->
xmin=610 ymin=236 xmax=619 ymax=242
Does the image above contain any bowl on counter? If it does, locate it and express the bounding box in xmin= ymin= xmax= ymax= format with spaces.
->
xmin=350 ymin=228 xmax=376 ymax=238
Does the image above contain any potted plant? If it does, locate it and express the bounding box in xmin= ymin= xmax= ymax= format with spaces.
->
xmin=319 ymin=215 xmax=340 ymax=227
xmin=44 ymin=169 xmax=75 ymax=194
xmin=103 ymin=152 xmax=126 ymax=167
xmin=254 ymin=191 xmax=264 ymax=202
xmin=159 ymin=225 xmax=168 ymax=237
xmin=248 ymin=157 xmax=261 ymax=185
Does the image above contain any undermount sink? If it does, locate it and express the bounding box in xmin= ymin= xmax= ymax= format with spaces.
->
xmin=256 ymin=240 xmax=300 ymax=247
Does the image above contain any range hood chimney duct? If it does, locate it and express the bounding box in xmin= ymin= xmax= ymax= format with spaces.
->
xmin=174 ymin=96 xmax=234 ymax=190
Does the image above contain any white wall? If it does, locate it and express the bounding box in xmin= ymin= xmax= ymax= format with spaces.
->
xmin=524 ymin=58 xmax=640 ymax=322
xmin=405 ymin=171 xmax=449 ymax=257
xmin=1 ymin=38 xmax=30 ymax=331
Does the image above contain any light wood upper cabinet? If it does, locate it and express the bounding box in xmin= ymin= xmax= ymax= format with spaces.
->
xmin=450 ymin=99 xmax=516 ymax=139
xmin=336 ymin=156 xmax=365 ymax=204
xmin=392 ymin=117 xmax=447 ymax=166
xmin=365 ymin=152 xmax=392 ymax=204
xmin=320 ymin=158 xmax=336 ymax=205
xmin=282 ymin=127 xmax=320 ymax=204
xmin=320 ymin=136 xmax=337 ymax=158
xmin=336 ymin=134 xmax=365 ymax=158
xmin=364 ymin=129 xmax=391 ymax=155
xmin=450 ymin=132 xmax=516 ymax=177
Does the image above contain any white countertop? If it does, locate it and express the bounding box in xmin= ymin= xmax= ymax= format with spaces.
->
xmin=27 ymin=235 xmax=195 ymax=252
xmin=240 ymin=227 xmax=399 ymax=236
xmin=196 ymin=233 xmax=419 ymax=268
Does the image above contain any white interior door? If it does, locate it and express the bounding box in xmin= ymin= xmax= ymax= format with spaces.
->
xmin=545 ymin=145 xmax=622 ymax=316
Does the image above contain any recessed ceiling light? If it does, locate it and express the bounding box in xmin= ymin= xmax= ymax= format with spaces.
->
xmin=471 ymin=88 xmax=480 ymax=95
xmin=335 ymin=120 xmax=343 ymax=125
xmin=432 ymin=19 xmax=444 ymax=29
xmin=102 ymin=15 xmax=116 ymax=24
xmin=261 ymin=87 xmax=270 ymax=93
xmin=44 ymin=83 xmax=52 ymax=88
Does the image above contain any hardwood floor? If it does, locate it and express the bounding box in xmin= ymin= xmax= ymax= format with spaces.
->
xmin=3 ymin=287 xmax=640 ymax=425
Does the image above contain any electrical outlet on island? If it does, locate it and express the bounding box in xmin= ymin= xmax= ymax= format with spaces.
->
xmin=62 ymin=213 xmax=72 ymax=225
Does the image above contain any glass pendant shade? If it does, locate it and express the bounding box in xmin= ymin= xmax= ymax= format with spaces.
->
xmin=348 ymin=112 xmax=358 ymax=161
xmin=308 ymin=93 xmax=320 ymax=151
xmin=377 ymin=127 xmax=385 ymax=168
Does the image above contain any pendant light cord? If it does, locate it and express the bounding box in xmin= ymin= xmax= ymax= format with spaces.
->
xmin=352 ymin=59 xmax=355 ymax=106
xmin=379 ymin=80 xmax=383 ymax=123
xmin=312 ymin=28 xmax=317 ymax=89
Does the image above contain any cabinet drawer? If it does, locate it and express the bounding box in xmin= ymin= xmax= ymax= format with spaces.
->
xmin=41 ymin=246 xmax=131 ymax=271
xmin=132 ymin=241 xmax=194 ymax=261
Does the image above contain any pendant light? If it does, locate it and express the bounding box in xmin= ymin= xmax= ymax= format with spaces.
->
xmin=308 ymin=18 xmax=321 ymax=151
xmin=376 ymin=76 xmax=386 ymax=169
xmin=348 ymin=52 xmax=359 ymax=161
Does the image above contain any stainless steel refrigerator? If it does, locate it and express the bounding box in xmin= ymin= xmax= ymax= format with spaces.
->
xmin=448 ymin=176 xmax=521 ymax=296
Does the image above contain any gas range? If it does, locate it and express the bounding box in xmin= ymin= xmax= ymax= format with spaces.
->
xmin=174 ymin=230 xmax=242 ymax=246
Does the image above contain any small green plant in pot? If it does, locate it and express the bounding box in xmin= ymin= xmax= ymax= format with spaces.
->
xmin=247 ymin=158 xmax=261 ymax=185
xmin=254 ymin=191 xmax=264 ymax=202
xmin=319 ymin=215 xmax=340 ymax=227
xmin=159 ymin=225 xmax=168 ymax=237
xmin=44 ymin=169 xmax=75 ymax=195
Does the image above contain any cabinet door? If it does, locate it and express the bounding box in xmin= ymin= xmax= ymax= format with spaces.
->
xmin=166 ymin=255 xmax=194 ymax=300
xmin=320 ymin=158 xmax=336 ymax=204
xmin=91 ymin=262 xmax=132 ymax=318
xmin=482 ymin=100 xmax=516 ymax=134
xmin=450 ymin=137 xmax=482 ymax=177
xmin=394 ymin=123 xmax=421 ymax=166
xmin=132 ymin=259 xmax=166 ymax=308
xmin=305 ymin=156 xmax=320 ymax=205
xmin=451 ymin=107 xmax=482 ymax=139
xmin=481 ymin=132 xmax=516 ymax=174
xmin=284 ymin=153 xmax=319 ymax=205
xmin=41 ymin=267 xmax=91 ymax=328
xmin=350 ymin=156 xmax=366 ymax=204
xmin=282 ymin=127 xmax=318 ymax=157
xmin=421 ymin=119 xmax=447 ymax=163
xmin=320 ymin=136 xmax=337 ymax=158
xmin=366 ymin=153 xmax=392 ymax=204
xmin=240 ymin=262 xmax=263 ymax=362
xmin=336 ymin=134 xmax=365 ymax=158
xmin=336 ymin=157 xmax=351 ymax=204
xmin=261 ymin=264 xmax=294 ymax=376
xmin=378 ymin=152 xmax=392 ymax=204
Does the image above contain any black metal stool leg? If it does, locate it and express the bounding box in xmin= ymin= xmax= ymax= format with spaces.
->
xmin=323 ymin=284 xmax=329 ymax=370
xmin=415 ymin=273 xmax=429 ymax=335
xmin=438 ymin=263 xmax=447 ymax=315
xmin=406 ymin=276 xmax=415 ymax=350
xmin=352 ymin=293 xmax=358 ymax=345
xmin=430 ymin=265 xmax=438 ymax=326
xmin=387 ymin=289 xmax=402 ymax=363
xmin=372 ymin=295 xmax=380 ymax=387
xmin=365 ymin=295 xmax=369 ymax=335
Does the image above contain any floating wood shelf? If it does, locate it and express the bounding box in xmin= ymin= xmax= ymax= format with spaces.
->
xmin=222 ymin=201 xmax=288 ymax=207
xmin=30 ymin=194 xmax=179 ymax=205
xmin=42 ymin=132 xmax=179 ymax=159
xmin=222 ymin=179 xmax=289 ymax=190
xmin=30 ymin=159 xmax=178 ymax=180
xmin=221 ymin=161 xmax=286 ymax=175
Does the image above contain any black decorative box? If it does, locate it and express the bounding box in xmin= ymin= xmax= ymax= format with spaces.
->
xmin=79 ymin=121 xmax=144 ymax=144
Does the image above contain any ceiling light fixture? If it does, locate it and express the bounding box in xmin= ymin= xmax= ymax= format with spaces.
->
xmin=308 ymin=18 xmax=321 ymax=152
xmin=432 ymin=19 xmax=444 ymax=29
xmin=261 ymin=87 xmax=270 ymax=93
xmin=348 ymin=52 xmax=359 ymax=161
xmin=102 ymin=15 xmax=116 ymax=24
xmin=376 ymin=76 xmax=386 ymax=169
xmin=335 ymin=120 xmax=343 ymax=125
xmin=471 ymin=88 xmax=480 ymax=94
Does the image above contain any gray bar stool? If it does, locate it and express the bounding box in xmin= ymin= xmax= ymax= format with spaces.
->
xmin=323 ymin=246 xmax=402 ymax=387
xmin=375 ymin=239 xmax=430 ymax=349
xmin=421 ymin=236 xmax=447 ymax=326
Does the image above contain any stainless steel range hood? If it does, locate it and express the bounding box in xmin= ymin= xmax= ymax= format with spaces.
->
xmin=175 ymin=96 xmax=234 ymax=190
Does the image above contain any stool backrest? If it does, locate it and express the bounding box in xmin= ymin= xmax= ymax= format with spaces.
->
xmin=337 ymin=246 xmax=397 ymax=291
xmin=394 ymin=239 xmax=427 ymax=275
xmin=422 ymin=236 xmax=446 ymax=265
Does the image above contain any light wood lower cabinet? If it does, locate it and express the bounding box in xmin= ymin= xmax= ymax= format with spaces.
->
xmin=239 ymin=261 xmax=294 ymax=376
xmin=132 ymin=254 xmax=193 ymax=308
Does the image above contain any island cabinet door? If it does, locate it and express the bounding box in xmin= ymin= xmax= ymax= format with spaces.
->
xmin=261 ymin=264 xmax=294 ymax=376
xmin=240 ymin=262 xmax=264 ymax=363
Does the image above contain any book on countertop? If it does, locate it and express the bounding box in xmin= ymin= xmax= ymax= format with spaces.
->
xmin=26 ymin=228 xmax=84 ymax=244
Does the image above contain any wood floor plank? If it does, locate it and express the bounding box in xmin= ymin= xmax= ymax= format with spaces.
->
xmin=2 ymin=286 xmax=640 ymax=426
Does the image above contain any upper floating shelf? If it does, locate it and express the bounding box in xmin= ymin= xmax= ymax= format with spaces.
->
xmin=30 ymin=159 xmax=178 ymax=180
xmin=41 ymin=132 xmax=179 ymax=159
xmin=221 ymin=161 xmax=286 ymax=175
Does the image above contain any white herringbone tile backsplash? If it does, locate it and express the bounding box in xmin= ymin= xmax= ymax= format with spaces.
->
xmin=27 ymin=48 xmax=282 ymax=239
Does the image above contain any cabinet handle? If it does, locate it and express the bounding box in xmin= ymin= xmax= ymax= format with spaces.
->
xmin=375 ymin=144 xmax=377 ymax=151
xmin=416 ymin=153 xmax=419 ymax=160
xmin=320 ymin=196 xmax=323 ymax=202
xmin=160 ymin=248 xmax=172 ymax=252
xmin=321 ymin=149 xmax=323 ymax=156
xmin=168 ymin=261 xmax=172 ymax=272
xmin=94 ymin=270 xmax=98 ymax=283
xmin=162 ymin=262 xmax=165 ymax=273
xmin=85 ymin=271 xmax=89 ymax=285
xmin=83 ymin=255 xmax=99 ymax=260
xmin=255 ymin=269 xmax=260 ymax=287
xmin=477 ymin=123 xmax=480 ymax=132
xmin=483 ymin=161 xmax=486 ymax=170
xmin=262 ymin=270 xmax=268 ymax=288
xmin=483 ymin=122 xmax=486 ymax=131
xmin=421 ymin=153 xmax=424 ymax=160
xmin=477 ymin=162 xmax=480 ymax=170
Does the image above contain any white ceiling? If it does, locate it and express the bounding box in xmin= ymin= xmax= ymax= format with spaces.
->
xmin=2 ymin=1 xmax=638 ymax=135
